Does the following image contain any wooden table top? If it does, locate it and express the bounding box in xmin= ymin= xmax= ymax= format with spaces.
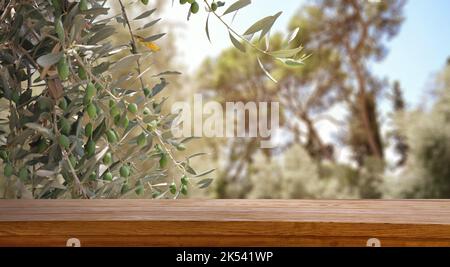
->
xmin=1 ymin=199 xmax=449 ymax=225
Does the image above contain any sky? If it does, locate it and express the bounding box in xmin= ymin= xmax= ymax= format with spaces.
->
xmin=165 ymin=0 xmax=450 ymax=107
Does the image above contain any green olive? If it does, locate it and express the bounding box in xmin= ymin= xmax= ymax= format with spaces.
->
xmin=114 ymin=114 xmax=121 ymax=126
xmin=143 ymin=87 xmax=151 ymax=97
xmin=85 ymin=139 xmax=95 ymax=158
xmin=83 ymin=94 xmax=91 ymax=106
xmin=127 ymin=103 xmax=138 ymax=114
xmin=181 ymin=175 xmax=188 ymax=185
xmin=120 ymin=165 xmax=130 ymax=178
xmin=159 ymin=153 xmax=168 ymax=168
xmin=141 ymin=0 xmax=149 ymax=5
xmin=4 ymin=163 xmax=13 ymax=177
xmin=0 ymin=150 xmax=8 ymax=161
xmin=103 ymin=172 xmax=113 ymax=181
xmin=137 ymin=133 xmax=147 ymax=146
xmin=55 ymin=17 xmax=64 ymax=42
xmin=169 ymin=182 xmax=177 ymax=194
xmin=85 ymin=123 xmax=93 ymax=137
xmin=58 ymin=98 xmax=68 ymax=111
xmin=57 ymin=56 xmax=70 ymax=81
xmin=110 ymin=106 xmax=120 ymax=118
xmin=120 ymin=116 xmax=129 ymax=129
xmin=180 ymin=184 xmax=188 ymax=195
xmin=60 ymin=118 xmax=71 ymax=135
xmin=19 ymin=167 xmax=29 ymax=181
xmin=211 ymin=2 xmax=218 ymax=11
xmin=78 ymin=67 xmax=87 ymax=80
xmin=103 ymin=152 xmax=112 ymax=165
xmin=86 ymin=82 xmax=96 ymax=101
xmin=106 ymin=130 xmax=117 ymax=143
xmin=59 ymin=135 xmax=70 ymax=149
xmin=87 ymin=103 xmax=97 ymax=119
xmin=79 ymin=0 xmax=88 ymax=11
xmin=190 ymin=1 xmax=199 ymax=14
xmin=135 ymin=180 xmax=144 ymax=195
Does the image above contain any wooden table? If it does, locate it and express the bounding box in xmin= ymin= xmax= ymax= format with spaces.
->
xmin=1 ymin=199 xmax=450 ymax=247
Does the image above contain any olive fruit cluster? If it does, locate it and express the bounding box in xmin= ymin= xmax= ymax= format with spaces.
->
xmin=1 ymin=151 xmax=29 ymax=181
xmin=180 ymin=0 xmax=200 ymax=14
xmin=180 ymin=0 xmax=226 ymax=14
xmin=210 ymin=1 xmax=225 ymax=11
xmin=11 ymin=166 xmax=30 ymax=181
xmin=169 ymin=175 xmax=189 ymax=196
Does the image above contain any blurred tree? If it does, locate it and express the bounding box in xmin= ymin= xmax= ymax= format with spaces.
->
xmin=390 ymin=81 xmax=409 ymax=166
xmin=397 ymin=61 xmax=450 ymax=198
xmin=196 ymin=0 xmax=405 ymax=198
xmin=286 ymin=0 xmax=406 ymax=164
xmin=196 ymin=45 xmax=280 ymax=198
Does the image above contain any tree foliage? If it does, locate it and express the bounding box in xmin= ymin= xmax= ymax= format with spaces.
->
xmin=0 ymin=0 xmax=204 ymax=199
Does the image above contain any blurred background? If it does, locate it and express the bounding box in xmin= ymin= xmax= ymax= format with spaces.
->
xmin=3 ymin=0 xmax=450 ymax=199
xmin=175 ymin=0 xmax=450 ymax=199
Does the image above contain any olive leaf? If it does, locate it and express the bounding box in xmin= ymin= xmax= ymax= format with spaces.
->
xmin=36 ymin=52 xmax=63 ymax=67
xmin=151 ymin=78 xmax=168 ymax=97
xmin=229 ymin=31 xmax=246 ymax=53
xmin=205 ymin=14 xmax=211 ymax=43
xmin=195 ymin=168 xmax=215 ymax=178
xmin=257 ymin=57 xmax=277 ymax=83
xmin=223 ymin=0 xmax=252 ymax=15
xmin=109 ymin=54 xmax=142 ymax=72
xmin=142 ymin=33 xmax=166 ymax=42
xmin=286 ymin=27 xmax=300 ymax=44
xmin=269 ymin=46 xmax=303 ymax=58
xmin=197 ymin=178 xmax=213 ymax=189
xmin=134 ymin=8 xmax=156 ymax=20
xmin=243 ymin=11 xmax=282 ymax=38
xmin=137 ymin=18 xmax=162 ymax=30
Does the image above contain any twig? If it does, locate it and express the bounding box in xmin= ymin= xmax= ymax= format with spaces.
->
xmin=118 ymin=0 xmax=146 ymax=90
xmin=203 ymin=0 xmax=272 ymax=57
xmin=52 ymin=105 xmax=87 ymax=198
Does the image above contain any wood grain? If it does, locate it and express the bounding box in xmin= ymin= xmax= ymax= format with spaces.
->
xmin=0 ymin=200 xmax=450 ymax=247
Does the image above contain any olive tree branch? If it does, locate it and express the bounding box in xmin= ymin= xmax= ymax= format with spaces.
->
xmin=203 ymin=0 xmax=272 ymax=57
xmin=118 ymin=0 xmax=146 ymax=90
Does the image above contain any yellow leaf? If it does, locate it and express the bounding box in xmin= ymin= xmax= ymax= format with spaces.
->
xmin=134 ymin=35 xmax=160 ymax=52
xmin=144 ymin=41 xmax=160 ymax=52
